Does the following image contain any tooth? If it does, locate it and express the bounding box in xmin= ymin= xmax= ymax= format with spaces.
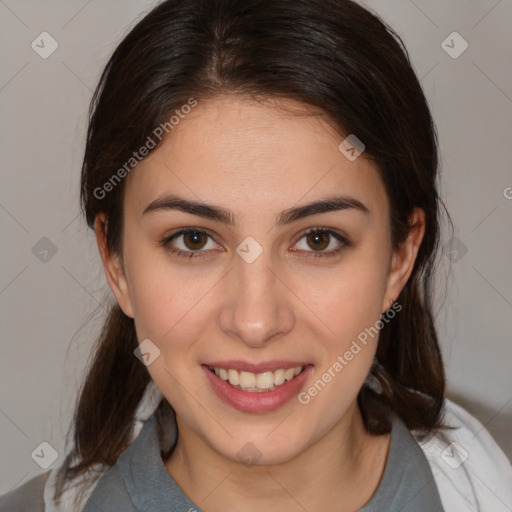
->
xmin=217 ymin=366 xmax=305 ymax=390
xmin=256 ymin=372 xmax=274 ymax=389
xmin=239 ymin=371 xmax=256 ymax=388
xmin=285 ymin=368 xmax=295 ymax=381
xmin=228 ymin=369 xmax=240 ymax=386
xmin=273 ymin=369 xmax=286 ymax=386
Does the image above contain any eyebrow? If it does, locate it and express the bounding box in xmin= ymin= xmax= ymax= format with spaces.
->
xmin=142 ymin=193 xmax=370 ymax=226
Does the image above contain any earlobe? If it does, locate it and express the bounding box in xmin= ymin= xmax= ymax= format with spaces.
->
xmin=382 ymin=208 xmax=426 ymax=314
xmin=94 ymin=213 xmax=134 ymax=318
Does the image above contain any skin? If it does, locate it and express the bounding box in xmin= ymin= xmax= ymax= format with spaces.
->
xmin=95 ymin=94 xmax=425 ymax=512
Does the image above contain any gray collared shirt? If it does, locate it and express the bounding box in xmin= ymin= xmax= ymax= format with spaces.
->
xmin=0 ymin=409 xmax=445 ymax=511
xmin=80 ymin=410 xmax=445 ymax=512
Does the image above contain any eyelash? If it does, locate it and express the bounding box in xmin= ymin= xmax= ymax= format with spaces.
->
xmin=160 ymin=227 xmax=350 ymax=260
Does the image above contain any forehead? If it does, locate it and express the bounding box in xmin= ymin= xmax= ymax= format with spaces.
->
xmin=125 ymin=95 xmax=388 ymax=221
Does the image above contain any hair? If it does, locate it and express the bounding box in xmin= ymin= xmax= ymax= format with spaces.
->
xmin=55 ymin=0 xmax=452 ymax=503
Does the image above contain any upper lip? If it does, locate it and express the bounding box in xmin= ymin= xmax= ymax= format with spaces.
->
xmin=203 ymin=360 xmax=312 ymax=373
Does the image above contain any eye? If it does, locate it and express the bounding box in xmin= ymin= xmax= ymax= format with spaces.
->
xmin=160 ymin=228 xmax=219 ymax=259
xmin=291 ymin=228 xmax=349 ymax=259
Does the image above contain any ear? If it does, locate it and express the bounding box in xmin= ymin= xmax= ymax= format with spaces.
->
xmin=382 ymin=208 xmax=425 ymax=314
xmin=94 ymin=213 xmax=134 ymax=318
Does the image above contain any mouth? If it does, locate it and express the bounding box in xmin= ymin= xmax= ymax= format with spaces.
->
xmin=207 ymin=365 xmax=305 ymax=392
xmin=201 ymin=362 xmax=313 ymax=413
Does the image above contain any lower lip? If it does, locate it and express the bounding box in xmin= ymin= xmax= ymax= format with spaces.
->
xmin=202 ymin=364 xmax=313 ymax=413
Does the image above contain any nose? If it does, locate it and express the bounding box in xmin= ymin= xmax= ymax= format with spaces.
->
xmin=217 ymin=249 xmax=295 ymax=348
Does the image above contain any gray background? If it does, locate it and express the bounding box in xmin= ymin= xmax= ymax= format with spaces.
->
xmin=0 ymin=0 xmax=511 ymax=495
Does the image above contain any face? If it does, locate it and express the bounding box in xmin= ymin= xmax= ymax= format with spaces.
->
xmin=96 ymin=95 xmax=424 ymax=465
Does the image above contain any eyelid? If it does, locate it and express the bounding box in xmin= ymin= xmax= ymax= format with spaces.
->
xmin=294 ymin=226 xmax=348 ymax=244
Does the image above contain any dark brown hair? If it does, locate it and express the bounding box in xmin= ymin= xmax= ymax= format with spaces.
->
xmin=55 ymin=0 xmax=451 ymax=503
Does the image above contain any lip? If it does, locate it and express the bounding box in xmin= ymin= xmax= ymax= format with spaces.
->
xmin=202 ymin=363 xmax=314 ymax=413
xmin=204 ymin=360 xmax=311 ymax=373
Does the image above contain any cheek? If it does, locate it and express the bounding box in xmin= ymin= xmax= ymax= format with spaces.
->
xmin=291 ymin=252 xmax=388 ymax=408
xmin=125 ymin=247 xmax=218 ymax=349
xmin=294 ymin=257 xmax=387 ymax=345
xmin=295 ymin=267 xmax=385 ymax=417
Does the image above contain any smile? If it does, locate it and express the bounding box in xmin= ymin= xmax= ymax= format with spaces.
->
xmin=202 ymin=363 xmax=313 ymax=413
xmin=208 ymin=366 xmax=304 ymax=392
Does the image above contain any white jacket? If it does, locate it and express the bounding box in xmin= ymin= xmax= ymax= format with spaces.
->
xmin=413 ymin=399 xmax=512 ymax=511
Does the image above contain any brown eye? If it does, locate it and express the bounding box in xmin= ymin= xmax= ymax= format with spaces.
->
xmin=305 ymin=231 xmax=330 ymax=251
xmin=161 ymin=228 xmax=218 ymax=259
xmin=182 ymin=231 xmax=209 ymax=250
xmin=292 ymin=228 xmax=349 ymax=259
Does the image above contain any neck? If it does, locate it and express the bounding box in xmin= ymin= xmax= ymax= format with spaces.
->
xmin=163 ymin=402 xmax=391 ymax=512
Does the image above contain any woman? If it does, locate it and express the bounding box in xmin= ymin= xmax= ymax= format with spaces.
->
xmin=1 ymin=0 xmax=511 ymax=511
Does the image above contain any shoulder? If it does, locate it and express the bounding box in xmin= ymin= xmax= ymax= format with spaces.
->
xmin=414 ymin=398 xmax=512 ymax=512
xmin=0 ymin=471 xmax=49 ymax=512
